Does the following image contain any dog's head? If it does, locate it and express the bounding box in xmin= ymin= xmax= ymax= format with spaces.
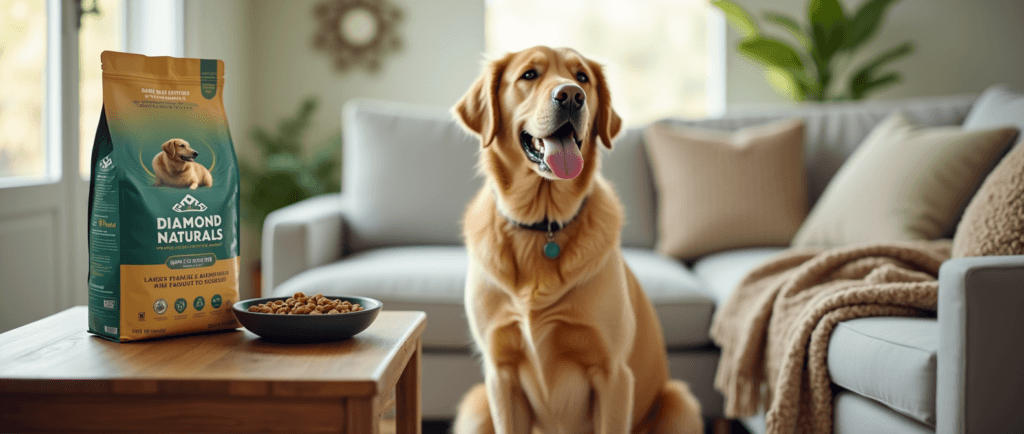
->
xmin=161 ymin=138 xmax=199 ymax=163
xmin=454 ymin=46 xmax=621 ymax=182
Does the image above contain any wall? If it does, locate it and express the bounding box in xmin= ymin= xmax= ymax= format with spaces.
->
xmin=725 ymin=0 xmax=1024 ymax=107
xmin=184 ymin=0 xmax=485 ymax=298
xmin=249 ymin=0 xmax=485 ymax=150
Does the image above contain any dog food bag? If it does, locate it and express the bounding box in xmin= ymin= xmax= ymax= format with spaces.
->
xmin=88 ymin=51 xmax=241 ymax=342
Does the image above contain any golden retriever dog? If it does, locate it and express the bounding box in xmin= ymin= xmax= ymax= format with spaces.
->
xmin=152 ymin=138 xmax=212 ymax=189
xmin=453 ymin=46 xmax=703 ymax=434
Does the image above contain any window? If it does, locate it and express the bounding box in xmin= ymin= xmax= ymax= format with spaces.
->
xmin=0 ymin=0 xmax=48 ymax=181
xmin=486 ymin=0 xmax=724 ymax=127
xmin=1 ymin=0 xmax=181 ymax=183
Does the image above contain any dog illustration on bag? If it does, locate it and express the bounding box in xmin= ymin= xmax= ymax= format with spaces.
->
xmin=152 ymin=138 xmax=213 ymax=189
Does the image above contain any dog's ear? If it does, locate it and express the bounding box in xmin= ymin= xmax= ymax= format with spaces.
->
xmin=161 ymin=140 xmax=176 ymax=156
xmin=453 ymin=54 xmax=510 ymax=148
xmin=586 ymin=59 xmax=622 ymax=150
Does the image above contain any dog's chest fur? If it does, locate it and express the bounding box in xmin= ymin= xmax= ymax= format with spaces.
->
xmin=463 ymin=177 xmax=623 ymax=302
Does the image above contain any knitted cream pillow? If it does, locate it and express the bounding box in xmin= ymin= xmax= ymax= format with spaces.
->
xmin=643 ymin=118 xmax=807 ymax=260
xmin=792 ymin=112 xmax=1019 ymax=248
xmin=953 ymin=141 xmax=1024 ymax=257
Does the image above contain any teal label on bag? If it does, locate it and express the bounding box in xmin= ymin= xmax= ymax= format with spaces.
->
xmin=200 ymin=59 xmax=217 ymax=100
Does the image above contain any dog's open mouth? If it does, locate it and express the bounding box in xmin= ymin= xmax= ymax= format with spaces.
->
xmin=520 ymin=122 xmax=584 ymax=180
xmin=179 ymin=155 xmax=194 ymax=162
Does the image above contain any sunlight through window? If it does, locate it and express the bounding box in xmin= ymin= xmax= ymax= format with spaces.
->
xmin=0 ymin=0 xmax=48 ymax=180
xmin=486 ymin=0 xmax=721 ymax=127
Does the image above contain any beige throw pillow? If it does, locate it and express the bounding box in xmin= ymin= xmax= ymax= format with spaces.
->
xmin=792 ymin=112 xmax=1019 ymax=248
xmin=952 ymin=141 xmax=1024 ymax=258
xmin=643 ymin=118 xmax=807 ymax=260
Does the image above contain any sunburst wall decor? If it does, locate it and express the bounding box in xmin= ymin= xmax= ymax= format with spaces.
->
xmin=313 ymin=0 xmax=403 ymax=73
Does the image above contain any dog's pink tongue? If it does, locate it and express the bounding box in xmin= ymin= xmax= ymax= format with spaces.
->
xmin=542 ymin=136 xmax=584 ymax=179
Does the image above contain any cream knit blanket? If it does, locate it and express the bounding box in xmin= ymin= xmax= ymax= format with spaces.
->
xmin=710 ymin=240 xmax=951 ymax=434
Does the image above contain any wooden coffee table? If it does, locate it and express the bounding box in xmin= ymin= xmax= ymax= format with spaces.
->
xmin=0 ymin=306 xmax=426 ymax=434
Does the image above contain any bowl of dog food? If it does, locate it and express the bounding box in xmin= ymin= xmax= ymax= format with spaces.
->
xmin=232 ymin=292 xmax=382 ymax=342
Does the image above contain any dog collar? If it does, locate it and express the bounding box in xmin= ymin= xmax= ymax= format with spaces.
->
xmin=500 ymin=198 xmax=588 ymax=259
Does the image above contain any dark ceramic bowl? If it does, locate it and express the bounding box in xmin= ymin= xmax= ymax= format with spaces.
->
xmin=232 ymin=295 xmax=382 ymax=342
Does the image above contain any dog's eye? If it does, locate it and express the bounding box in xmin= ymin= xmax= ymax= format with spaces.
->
xmin=520 ymin=69 xmax=538 ymax=80
xmin=576 ymin=72 xmax=589 ymax=83
xmin=179 ymin=144 xmax=185 ymax=147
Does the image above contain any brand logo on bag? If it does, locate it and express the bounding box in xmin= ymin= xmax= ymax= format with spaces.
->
xmin=173 ymin=194 xmax=207 ymax=212
xmin=99 ymin=156 xmax=114 ymax=171
xmin=160 ymin=195 xmax=223 ymax=244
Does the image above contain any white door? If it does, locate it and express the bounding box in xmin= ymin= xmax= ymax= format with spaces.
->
xmin=0 ymin=0 xmax=85 ymax=333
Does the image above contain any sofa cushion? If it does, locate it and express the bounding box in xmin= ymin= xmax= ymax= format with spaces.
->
xmin=643 ymin=119 xmax=808 ymax=260
xmin=691 ymin=247 xmax=787 ymax=305
xmin=791 ymin=112 xmax=1018 ymax=248
xmin=273 ymin=246 xmax=716 ymax=349
xmin=952 ymin=136 xmax=1024 ymax=258
xmin=963 ymin=85 xmax=1024 ymax=147
xmin=603 ymin=128 xmax=658 ymax=249
xmin=621 ymin=248 xmax=716 ymax=347
xmin=342 ymin=100 xmax=483 ymax=252
xmin=664 ymin=95 xmax=975 ymax=206
xmin=833 ymin=390 xmax=934 ymax=434
xmin=828 ymin=317 xmax=938 ymax=427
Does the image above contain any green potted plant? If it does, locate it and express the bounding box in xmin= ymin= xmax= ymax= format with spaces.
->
xmin=239 ymin=97 xmax=341 ymax=294
xmin=712 ymin=0 xmax=913 ymax=101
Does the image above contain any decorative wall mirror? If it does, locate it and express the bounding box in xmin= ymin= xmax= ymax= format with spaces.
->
xmin=313 ymin=0 xmax=403 ymax=73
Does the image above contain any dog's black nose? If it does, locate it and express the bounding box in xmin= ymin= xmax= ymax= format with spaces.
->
xmin=192 ymin=151 xmax=199 ymax=157
xmin=552 ymin=84 xmax=585 ymax=112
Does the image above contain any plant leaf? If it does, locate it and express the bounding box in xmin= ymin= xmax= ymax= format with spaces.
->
xmin=738 ymin=36 xmax=805 ymax=72
xmin=712 ymin=0 xmax=759 ymax=38
xmin=763 ymin=12 xmax=811 ymax=50
xmin=852 ymin=41 xmax=913 ymax=76
xmin=844 ymin=0 xmax=899 ymax=51
xmin=851 ymin=71 xmax=901 ymax=99
xmin=848 ymin=41 xmax=913 ymax=99
xmin=764 ymin=68 xmax=804 ymax=101
xmin=808 ymin=0 xmax=848 ymax=63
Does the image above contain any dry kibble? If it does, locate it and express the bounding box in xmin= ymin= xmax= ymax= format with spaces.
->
xmin=248 ymin=293 xmax=371 ymax=315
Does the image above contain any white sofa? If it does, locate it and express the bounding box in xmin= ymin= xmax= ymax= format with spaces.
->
xmin=262 ymin=96 xmax=1024 ymax=433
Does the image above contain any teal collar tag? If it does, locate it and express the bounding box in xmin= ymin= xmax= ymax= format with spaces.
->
xmin=543 ymin=222 xmax=560 ymax=259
